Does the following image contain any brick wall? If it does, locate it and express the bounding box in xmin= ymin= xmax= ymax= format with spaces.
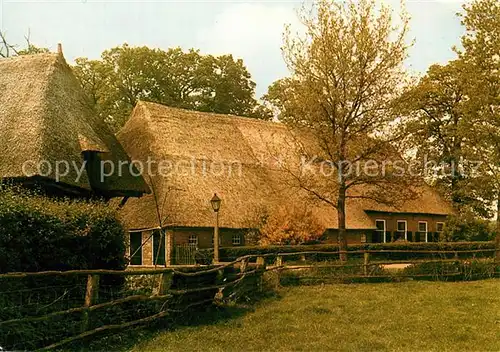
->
xmin=172 ymin=228 xmax=246 ymax=248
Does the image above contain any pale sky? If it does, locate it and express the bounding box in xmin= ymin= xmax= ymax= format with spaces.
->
xmin=0 ymin=0 xmax=466 ymax=97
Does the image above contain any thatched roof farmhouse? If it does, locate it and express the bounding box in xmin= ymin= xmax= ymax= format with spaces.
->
xmin=117 ymin=101 xmax=453 ymax=265
xmin=0 ymin=47 xmax=149 ymax=198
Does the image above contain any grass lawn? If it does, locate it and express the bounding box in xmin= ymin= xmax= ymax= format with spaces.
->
xmin=132 ymin=279 xmax=500 ymax=351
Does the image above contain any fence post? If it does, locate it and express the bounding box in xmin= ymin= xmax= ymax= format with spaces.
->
xmin=255 ymin=256 xmax=266 ymax=293
xmin=256 ymin=256 xmax=265 ymax=266
xmin=154 ymin=271 xmax=173 ymax=296
xmin=275 ymin=255 xmax=283 ymax=267
xmin=240 ymin=258 xmax=248 ymax=273
xmin=300 ymin=254 xmax=306 ymax=262
xmin=363 ymin=252 xmax=370 ymax=276
xmin=82 ymin=274 xmax=99 ymax=332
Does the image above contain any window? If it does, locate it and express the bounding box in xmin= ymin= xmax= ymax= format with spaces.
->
xmin=152 ymin=230 xmax=166 ymax=266
xmin=188 ymin=234 xmax=198 ymax=248
xmin=129 ymin=232 xmax=142 ymax=265
xmin=232 ymin=234 xmax=241 ymax=246
xmin=375 ymin=220 xmax=386 ymax=243
xmin=396 ymin=220 xmax=407 ymax=241
xmin=418 ymin=221 xmax=428 ymax=243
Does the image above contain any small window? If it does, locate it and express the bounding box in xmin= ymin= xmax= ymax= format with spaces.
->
xmin=232 ymin=234 xmax=241 ymax=246
xmin=375 ymin=220 xmax=386 ymax=243
xmin=129 ymin=232 xmax=142 ymax=266
xmin=418 ymin=222 xmax=428 ymax=233
xmin=397 ymin=221 xmax=407 ymax=232
xmin=436 ymin=222 xmax=444 ymax=232
xmin=396 ymin=220 xmax=407 ymax=241
xmin=418 ymin=221 xmax=428 ymax=243
xmin=188 ymin=234 xmax=198 ymax=247
xmin=152 ymin=230 xmax=166 ymax=266
xmin=376 ymin=220 xmax=385 ymax=231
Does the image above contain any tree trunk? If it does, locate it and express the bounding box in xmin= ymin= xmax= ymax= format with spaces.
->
xmin=496 ymin=192 xmax=500 ymax=264
xmin=337 ymin=185 xmax=348 ymax=262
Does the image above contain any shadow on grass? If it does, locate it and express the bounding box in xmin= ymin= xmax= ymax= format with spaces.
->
xmin=61 ymin=290 xmax=282 ymax=352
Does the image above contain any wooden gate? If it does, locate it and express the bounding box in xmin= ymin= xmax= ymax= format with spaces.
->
xmin=174 ymin=244 xmax=197 ymax=265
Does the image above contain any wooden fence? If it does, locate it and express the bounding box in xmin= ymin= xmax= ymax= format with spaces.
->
xmin=0 ymin=259 xmax=265 ymax=351
xmin=0 ymin=248 xmax=497 ymax=350
xmin=250 ymin=248 xmax=499 ymax=284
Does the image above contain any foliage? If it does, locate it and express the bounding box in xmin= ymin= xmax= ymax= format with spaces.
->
xmin=257 ymin=205 xmax=325 ymax=245
xmin=0 ymin=188 xmax=127 ymax=273
xmin=397 ymin=60 xmax=492 ymax=216
xmin=442 ymin=214 xmax=494 ymax=242
xmin=73 ymin=44 xmax=272 ymax=131
xmin=198 ymin=241 xmax=495 ymax=263
xmin=402 ymin=258 xmax=497 ymax=281
xmin=264 ymin=0 xmax=414 ymax=258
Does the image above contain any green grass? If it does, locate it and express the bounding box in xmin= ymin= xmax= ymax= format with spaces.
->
xmin=132 ymin=279 xmax=500 ymax=352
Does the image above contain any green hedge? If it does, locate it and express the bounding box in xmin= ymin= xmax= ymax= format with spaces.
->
xmin=0 ymin=188 xmax=128 ymax=350
xmin=198 ymin=241 xmax=496 ymax=263
xmin=0 ymin=188 xmax=127 ymax=273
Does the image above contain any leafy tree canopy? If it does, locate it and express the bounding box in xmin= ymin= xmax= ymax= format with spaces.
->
xmin=263 ymin=0 xmax=413 ymax=259
xmin=74 ymin=44 xmax=272 ymax=131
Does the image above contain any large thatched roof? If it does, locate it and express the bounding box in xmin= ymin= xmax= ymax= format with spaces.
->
xmin=0 ymin=50 xmax=149 ymax=197
xmin=117 ymin=101 xmax=452 ymax=231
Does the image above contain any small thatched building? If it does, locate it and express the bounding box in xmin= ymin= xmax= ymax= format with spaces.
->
xmin=0 ymin=47 xmax=149 ymax=198
xmin=117 ymin=101 xmax=452 ymax=266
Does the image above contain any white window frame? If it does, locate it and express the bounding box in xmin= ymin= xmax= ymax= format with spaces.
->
xmin=397 ymin=220 xmax=408 ymax=241
xmin=375 ymin=219 xmax=386 ymax=243
xmin=418 ymin=221 xmax=428 ymax=243
xmin=232 ymin=234 xmax=241 ymax=246
xmin=128 ymin=231 xmax=144 ymax=266
xmin=188 ymin=234 xmax=198 ymax=248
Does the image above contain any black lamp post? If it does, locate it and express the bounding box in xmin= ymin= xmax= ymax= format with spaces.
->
xmin=210 ymin=193 xmax=221 ymax=263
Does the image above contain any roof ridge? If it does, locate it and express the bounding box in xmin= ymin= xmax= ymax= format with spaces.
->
xmin=137 ymin=100 xmax=286 ymax=129
xmin=0 ymin=52 xmax=59 ymax=63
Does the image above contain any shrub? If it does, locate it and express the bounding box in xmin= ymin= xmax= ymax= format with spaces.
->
xmin=0 ymin=188 xmax=128 ymax=350
xmin=0 ymin=188 xmax=127 ymax=273
xmin=402 ymin=259 xmax=498 ymax=281
xmin=258 ymin=205 xmax=325 ymax=245
xmin=443 ymin=214 xmax=494 ymax=242
xmin=198 ymin=241 xmax=496 ymax=263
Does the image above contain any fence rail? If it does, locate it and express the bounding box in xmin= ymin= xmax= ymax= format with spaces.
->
xmin=0 ymin=248 xmax=498 ymax=351
xmin=0 ymin=258 xmax=265 ymax=351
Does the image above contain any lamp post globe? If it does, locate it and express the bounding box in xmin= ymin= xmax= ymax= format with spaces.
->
xmin=210 ymin=193 xmax=221 ymax=212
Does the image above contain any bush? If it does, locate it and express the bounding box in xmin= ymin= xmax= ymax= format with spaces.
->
xmin=0 ymin=188 xmax=128 ymax=350
xmin=258 ymin=205 xmax=325 ymax=245
xmin=198 ymin=241 xmax=496 ymax=263
xmin=443 ymin=214 xmax=494 ymax=242
xmin=402 ymin=259 xmax=498 ymax=281
xmin=0 ymin=188 xmax=127 ymax=273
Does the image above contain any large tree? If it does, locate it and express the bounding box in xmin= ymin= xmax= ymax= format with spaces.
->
xmin=74 ymin=44 xmax=272 ymax=131
xmin=456 ymin=0 xmax=500 ymax=254
xmin=266 ymin=0 xmax=414 ymax=259
xmin=398 ymin=0 xmax=499 ymax=247
xmin=397 ymin=60 xmax=491 ymax=216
